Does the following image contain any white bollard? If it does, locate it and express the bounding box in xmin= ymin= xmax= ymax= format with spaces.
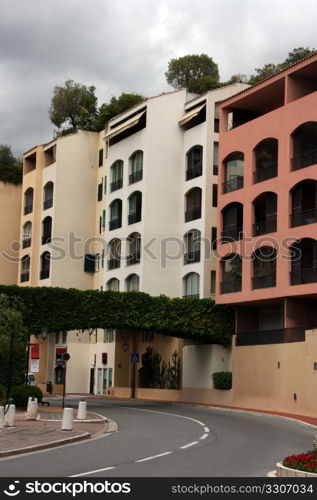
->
xmin=26 ymin=397 xmax=38 ymax=420
xmin=0 ymin=406 xmax=4 ymax=429
xmin=61 ymin=407 xmax=73 ymax=431
xmin=4 ymin=404 xmax=16 ymax=427
xmin=77 ymin=401 xmax=87 ymax=420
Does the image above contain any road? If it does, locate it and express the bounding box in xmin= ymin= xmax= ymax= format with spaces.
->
xmin=0 ymin=399 xmax=314 ymax=477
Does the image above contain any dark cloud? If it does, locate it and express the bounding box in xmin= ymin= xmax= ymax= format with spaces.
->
xmin=1 ymin=0 xmax=317 ymax=155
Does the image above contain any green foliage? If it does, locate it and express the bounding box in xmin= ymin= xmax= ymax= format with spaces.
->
xmin=49 ymin=79 xmax=98 ymax=130
xmin=284 ymin=46 xmax=316 ymax=65
xmin=166 ymin=351 xmax=181 ymax=390
xmin=11 ymin=384 xmax=43 ymax=408
xmin=0 ymin=286 xmax=234 ymax=345
xmin=165 ymin=54 xmax=220 ymax=93
xmin=139 ymin=347 xmax=181 ymax=389
xmin=0 ymin=145 xmax=22 ymax=184
xmin=0 ymin=294 xmax=28 ymax=390
xmin=96 ymin=93 xmax=145 ymax=131
xmin=212 ymin=371 xmax=232 ymax=390
xmin=0 ymin=384 xmax=5 ymax=403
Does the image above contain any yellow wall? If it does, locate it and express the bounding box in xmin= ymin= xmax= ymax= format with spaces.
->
xmin=0 ymin=181 xmax=21 ymax=284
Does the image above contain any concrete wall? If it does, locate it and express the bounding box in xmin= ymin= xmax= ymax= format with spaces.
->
xmin=0 ymin=181 xmax=21 ymax=284
xmin=182 ymin=344 xmax=231 ymax=389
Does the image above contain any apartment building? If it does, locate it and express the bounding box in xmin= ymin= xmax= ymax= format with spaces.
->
xmin=0 ymin=180 xmax=21 ymax=284
xmin=216 ymin=54 xmax=317 ymax=416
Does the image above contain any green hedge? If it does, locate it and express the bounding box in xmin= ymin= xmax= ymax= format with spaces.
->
xmin=11 ymin=385 xmax=43 ymax=408
xmin=0 ymin=286 xmax=234 ymax=345
xmin=0 ymin=384 xmax=5 ymax=403
xmin=212 ymin=371 xmax=232 ymax=390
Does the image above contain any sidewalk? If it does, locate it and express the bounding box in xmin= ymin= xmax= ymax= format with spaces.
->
xmin=0 ymin=407 xmax=116 ymax=458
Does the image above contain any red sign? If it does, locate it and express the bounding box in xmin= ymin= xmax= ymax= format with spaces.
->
xmin=56 ymin=347 xmax=67 ymax=354
xmin=102 ymin=353 xmax=108 ymax=364
xmin=31 ymin=344 xmax=40 ymax=359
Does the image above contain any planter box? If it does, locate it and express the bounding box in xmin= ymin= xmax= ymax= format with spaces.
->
xmin=276 ymin=462 xmax=317 ymax=478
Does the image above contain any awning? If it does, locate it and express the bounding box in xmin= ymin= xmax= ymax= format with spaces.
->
xmin=179 ymin=104 xmax=206 ymax=126
xmin=105 ymin=111 xmax=146 ymax=140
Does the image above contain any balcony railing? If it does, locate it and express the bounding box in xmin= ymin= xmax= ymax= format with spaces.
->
xmin=186 ymin=164 xmax=202 ymax=181
xmin=253 ymin=215 xmax=277 ymax=236
xmin=221 ymin=225 xmax=242 ymax=241
xmin=290 ymin=207 xmax=317 ymax=227
xmin=109 ymin=218 xmax=122 ymax=231
xmin=42 ymin=233 xmax=51 ymax=245
xmin=43 ymin=198 xmax=53 ymax=210
xmin=22 ymin=237 xmax=31 ymax=249
xmin=24 ymin=203 xmax=33 ymax=215
xmin=290 ymin=267 xmax=317 ymax=285
xmin=220 ymin=279 xmax=242 ymax=294
xmin=291 ymin=149 xmax=317 ymax=171
xmin=184 ymin=250 xmax=201 ymax=264
xmin=183 ymin=294 xmax=200 ymax=299
xmin=252 ymin=274 xmax=276 ymax=289
xmin=236 ymin=326 xmax=308 ymax=346
xmin=185 ymin=207 xmax=201 ymax=222
xmin=110 ymin=179 xmax=123 ymax=192
xmin=40 ymin=269 xmax=50 ymax=280
xmin=222 ymin=175 xmax=243 ymax=194
xmin=108 ymin=258 xmax=120 ymax=270
xmin=20 ymin=271 xmax=30 ymax=283
xmin=253 ymin=164 xmax=277 ymax=183
xmin=129 ymin=170 xmax=143 ymax=184
xmin=127 ymin=253 xmax=141 ymax=266
xmin=128 ymin=212 xmax=141 ymax=225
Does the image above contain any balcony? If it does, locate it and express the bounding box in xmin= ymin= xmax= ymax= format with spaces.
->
xmin=127 ymin=253 xmax=141 ymax=266
xmin=186 ymin=164 xmax=202 ymax=181
xmin=110 ymin=179 xmax=123 ymax=192
xmin=221 ymin=225 xmax=242 ymax=241
xmin=109 ymin=218 xmax=121 ymax=231
xmin=291 ymin=208 xmax=317 ymax=227
xmin=42 ymin=233 xmax=51 ymax=245
xmin=20 ymin=271 xmax=29 ymax=283
xmin=43 ymin=198 xmax=53 ymax=210
xmin=222 ymin=176 xmax=243 ymax=194
xmin=220 ymin=279 xmax=242 ymax=294
xmin=290 ymin=267 xmax=317 ymax=285
xmin=252 ymin=274 xmax=276 ymax=289
xmin=291 ymin=149 xmax=317 ymax=171
xmin=108 ymin=258 xmax=120 ymax=270
xmin=40 ymin=269 xmax=49 ymax=280
xmin=253 ymin=164 xmax=277 ymax=183
xmin=253 ymin=216 xmax=277 ymax=236
xmin=185 ymin=208 xmax=201 ymax=222
xmin=128 ymin=212 xmax=141 ymax=225
xmin=129 ymin=171 xmax=143 ymax=184
xmin=184 ymin=251 xmax=200 ymax=264
xmin=22 ymin=238 xmax=31 ymax=249
xmin=24 ymin=204 xmax=33 ymax=215
xmin=236 ymin=326 xmax=308 ymax=346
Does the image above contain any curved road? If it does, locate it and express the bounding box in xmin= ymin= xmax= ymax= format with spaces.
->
xmin=0 ymin=399 xmax=314 ymax=477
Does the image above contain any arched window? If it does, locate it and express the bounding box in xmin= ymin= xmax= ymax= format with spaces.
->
xmin=22 ymin=221 xmax=32 ymax=248
xmin=183 ymin=272 xmax=200 ymax=298
xmin=290 ymin=179 xmax=317 ymax=227
xmin=290 ymin=238 xmax=317 ymax=285
xmin=221 ymin=202 xmax=243 ymax=241
xmin=185 ymin=187 xmax=202 ymax=222
xmin=42 ymin=216 xmax=52 ymax=245
xmin=110 ymin=160 xmax=123 ymax=191
xmin=126 ymin=274 xmax=140 ymax=292
xmin=107 ymin=278 xmax=120 ymax=291
xmin=127 ymin=232 xmax=141 ymax=265
xmin=43 ymin=182 xmax=54 ymax=210
xmin=223 ymin=152 xmax=244 ymax=193
xmin=254 ymin=138 xmax=278 ymax=183
xmin=186 ymin=146 xmax=203 ymax=180
xmin=109 ymin=199 xmax=122 ymax=230
xmin=24 ymin=188 xmax=33 ymax=215
xmin=184 ymin=230 xmax=201 ymax=264
xmin=40 ymin=251 xmax=50 ymax=280
xmin=252 ymin=246 xmax=276 ymax=289
xmin=108 ymin=239 xmax=121 ymax=269
xmin=292 ymin=122 xmax=317 ymax=171
xmin=129 ymin=151 xmax=143 ymax=184
xmin=252 ymin=192 xmax=277 ymax=235
xmin=128 ymin=191 xmax=142 ymax=224
xmin=21 ymin=255 xmax=30 ymax=282
xmin=220 ymin=254 xmax=242 ymax=294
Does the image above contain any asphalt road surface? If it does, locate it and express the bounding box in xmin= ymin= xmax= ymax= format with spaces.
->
xmin=0 ymin=399 xmax=314 ymax=477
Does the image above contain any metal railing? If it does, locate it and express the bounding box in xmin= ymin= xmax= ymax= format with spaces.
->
xmin=220 ymin=279 xmax=242 ymax=294
xmin=236 ymin=326 xmax=309 ymax=346
xmin=182 ymin=294 xmax=200 ymax=299
xmin=290 ymin=267 xmax=317 ymax=285
xmin=252 ymin=274 xmax=276 ymax=289
xmin=253 ymin=216 xmax=277 ymax=236
xmin=24 ymin=204 xmax=33 ymax=215
xmin=185 ymin=207 xmax=201 ymax=222
xmin=43 ymin=198 xmax=53 ymax=210
xmin=108 ymin=258 xmax=120 ymax=270
xmin=22 ymin=237 xmax=31 ymax=249
xmin=110 ymin=179 xmax=123 ymax=192
xmin=221 ymin=225 xmax=242 ymax=241
xmin=20 ymin=271 xmax=30 ymax=283
xmin=127 ymin=253 xmax=141 ymax=266
xmin=129 ymin=170 xmax=143 ymax=184
xmin=222 ymin=175 xmax=243 ymax=193
xmin=128 ymin=212 xmax=141 ymax=225
xmin=184 ymin=250 xmax=201 ymax=264
xmin=40 ymin=269 xmax=50 ymax=280
xmin=291 ymin=149 xmax=317 ymax=171
xmin=253 ymin=164 xmax=277 ymax=183
xmin=109 ymin=218 xmax=122 ymax=231
xmin=42 ymin=233 xmax=51 ymax=245
xmin=290 ymin=207 xmax=317 ymax=227
xmin=186 ymin=165 xmax=202 ymax=181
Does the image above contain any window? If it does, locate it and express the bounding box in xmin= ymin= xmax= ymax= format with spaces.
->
xmin=291 ymin=122 xmax=317 ymax=171
xmin=211 ymin=227 xmax=217 ymax=251
xmin=252 ymin=192 xmax=277 ymax=236
xmin=290 ymin=180 xmax=317 ymax=227
xmin=84 ymin=254 xmax=99 ymax=273
xmin=104 ymin=329 xmax=115 ymax=343
xmin=110 ymin=160 xmax=123 ymax=192
xmin=220 ymin=254 xmax=242 ymax=294
xmin=222 ymin=202 xmax=243 ymax=241
xmin=185 ymin=187 xmax=202 ymax=222
xmin=21 ymin=255 xmax=30 ymax=282
xmin=128 ymin=192 xmax=142 ymax=225
xmin=98 ymin=182 xmax=103 ymax=201
xmin=40 ymin=251 xmax=50 ymax=280
xmin=184 ymin=230 xmax=201 ymax=264
xmin=212 ymin=184 xmax=218 ymax=207
xmin=22 ymin=221 xmax=32 ymax=248
xmin=186 ymin=146 xmax=203 ymax=180
xmin=43 ymin=182 xmax=54 ymax=210
xmin=210 ymin=270 xmax=216 ymax=294
xmin=254 ymin=138 xmax=278 ymax=183
xmin=183 ymin=272 xmax=200 ymax=298
xmin=101 ymin=249 xmax=105 ymax=268
xmin=104 ymin=176 xmax=107 ymax=194
xmin=213 ymin=142 xmax=219 ymax=175
xmin=109 ymin=199 xmax=122 ymax=230
xmin=223 ymin=152 xmax=244 ymax=193
xmin=102 ymin=210 xmax=106 ymax=231
xmin=106 ymin=278 xmax=120 ymax=291
xmin=127 ymin=233 xmax=141 ymax=265
xmin=142 ymin=331 xmax=154 ymax=342
xmin=42 ymin=216 xmax=52 ymax=245
xmin=252 ymin=246 xmax=276 ymax=289
xmin=129 ymin=151 xmax=143 ymax=184
xmin=99 ymin=149 xmax=103 ymax=167
xmin=24 ymin=188 xmax=34 ymax=215
xmin=126 ymin=274 xmax=140 ymax=291
xmin=214 ymin=118 xmax=219 ymax=133
xmin=108 ymin=239 xmax=121 ymax=270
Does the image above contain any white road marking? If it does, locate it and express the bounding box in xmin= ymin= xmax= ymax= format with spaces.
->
xmin=180 ymin=441 xmax=199 ymax=449
xmin=128 ymin=407 xmax=206 ymax=427
xmin=204 ymin=426 xmax=210 ymax=433
xmin=200 ymin=433 xmax=208 ymax=440
xmin=69 ymin=467 xmax=116 ymax=477
xmin=135 ymin=451 xmax=173 ymax=463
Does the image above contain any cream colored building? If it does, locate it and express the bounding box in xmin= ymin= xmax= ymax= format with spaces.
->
xmin=0 ymin=180 xmax=21 ymax=284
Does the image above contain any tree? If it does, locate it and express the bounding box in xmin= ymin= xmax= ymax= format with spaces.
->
xmin=96 ymin=93 xmax=145 ymax=130
xmin=49 ymin=79 xmax=98 ymax=131
xmin=228 ymin=73 xmax=248 ymax=84
xmin=0 ymin=144 xmax=16 ymax=166
xmin=249 ymin=63 xmax=281 ymax=85
xmin=0 ymin=145 xmax=22 ymax=184
xmin=284 ymin=46 xmax=316 ymax=66
xmin=165 ymin=54 xmax=220 ymax=93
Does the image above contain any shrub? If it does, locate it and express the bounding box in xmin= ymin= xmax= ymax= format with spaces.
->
xmin=11 ymin=385 xmax=43 ymax=408
xmin=212 ymin=371 xmax=232 ymax=390
xmin=0 ymin=384 xmax=5 ymax=403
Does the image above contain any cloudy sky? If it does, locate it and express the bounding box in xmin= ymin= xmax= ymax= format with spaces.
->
xmin=1 ymin=0 xmax=317 ymax=156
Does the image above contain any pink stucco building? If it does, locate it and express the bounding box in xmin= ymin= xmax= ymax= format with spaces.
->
xmin=217 ymin=54 xmax=317 ymax=346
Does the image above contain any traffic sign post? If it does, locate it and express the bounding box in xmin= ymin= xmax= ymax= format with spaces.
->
xmin=130 ymin=352 xmax=139 ymax=399
xmin=62 ymin=353 xmax=70 ymax=409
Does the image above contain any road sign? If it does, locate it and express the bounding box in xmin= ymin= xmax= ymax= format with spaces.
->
xmin=62 ymin=352 xmax=70 ymax=362
xmin=131 ymin=352 xmax=139 ymax=363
